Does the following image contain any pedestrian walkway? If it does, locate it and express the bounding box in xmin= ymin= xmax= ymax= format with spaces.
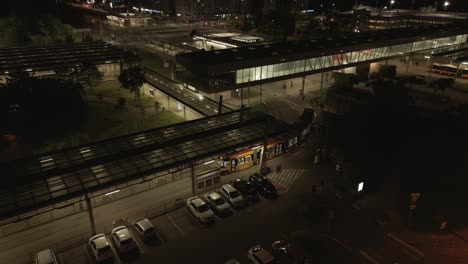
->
xmin=144 ymin=67 xmax=232 ymax=116
xmin=267 ymin=169 xmax=305 ymax=190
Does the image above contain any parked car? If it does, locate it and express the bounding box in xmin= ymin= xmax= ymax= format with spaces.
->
xmin=132 ymin=218 xmax=157 ymax=241
xmin=249 ymin=173 xmax=278 ymax=198
xmin=225 ymin=258 xmax=241 ymax=264
xmin=35 ymin=249 xmax=58 ymax=264
xmin=187 ymin=196 xmax=215 ymax=223
xmin=88 ymin=234 xmax=114 ymax=262
xmin=204 ymin=191 xmax=232 ymax=215
xmin=232 ymin=178 xmax=260 ymax=202
xmin=111 ymin=226 xmax=136 ymax=253
xmin=221 ymin=184 xmax=246 ymax=208
xmin=272 ymin=240 xmax=306 ymax=264
xmin=248 ymin=245 xmax=276 ymax=264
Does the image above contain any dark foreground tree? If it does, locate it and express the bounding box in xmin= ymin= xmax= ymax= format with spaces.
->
xmin=0 ymin=75 xmax=86 ymax=137
xmin=118 ymin=66 xmax=147 ymax=107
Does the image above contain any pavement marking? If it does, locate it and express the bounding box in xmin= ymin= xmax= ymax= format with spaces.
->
xmin=106 ymin=234 xmax=122 ymax=264
xmin=129 ymin=229 xmax=145 ymax=255
xmin=268 ymin=169 xmax=304 ymax=190
xmin=58 ymin=252 xmax=64 ymax=264
xmin=167 ymin=215 xmax=184 ymax=236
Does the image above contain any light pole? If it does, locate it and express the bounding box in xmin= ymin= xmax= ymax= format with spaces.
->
xmin=443 ymin=1 xmax=450 ymax=11
xmin=390 ymin=0 xmax=395 ymax=9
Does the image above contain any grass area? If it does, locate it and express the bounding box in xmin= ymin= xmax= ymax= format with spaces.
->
xmin=250 ymin=103 xmax=268 ymax=113
xmin=88 ymin=80 xmax=154 ymax=108
xmin=31 ymin=101 xmax=184 ymax=154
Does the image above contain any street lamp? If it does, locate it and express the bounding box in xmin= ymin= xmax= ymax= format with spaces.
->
xmin=390 ymin=0 xmax=395 ymax=9
xmin=443 ymin=1 xmax=450 ymax=10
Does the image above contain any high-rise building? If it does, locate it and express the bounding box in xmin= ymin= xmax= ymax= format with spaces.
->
xmin=171 ymin=0 xmax=253 ymax=19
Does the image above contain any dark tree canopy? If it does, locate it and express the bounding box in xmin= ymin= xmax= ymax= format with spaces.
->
xmin=118 ymin=66 xmax=147 ymax=106
xmin=0 ymin=75 xmax=86 ymax=137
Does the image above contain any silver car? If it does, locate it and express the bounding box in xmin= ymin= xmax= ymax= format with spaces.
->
xmin=111 ymin=226 xmax=136 ymax=253
xmin=133 ymin=218 xmax=157 ymax=241
xmin=204 ymin=191 xmax=232 ymax=215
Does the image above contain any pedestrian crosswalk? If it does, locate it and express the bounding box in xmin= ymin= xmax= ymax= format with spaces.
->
xmin=267 ymin=169 xmax=305 ymax=190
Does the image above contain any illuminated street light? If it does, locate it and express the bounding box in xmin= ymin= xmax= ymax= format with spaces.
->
xmin=390 ymin=0 xmax=395 ymax=9
xmin=443 ymin=1 xmax=450 ymax=10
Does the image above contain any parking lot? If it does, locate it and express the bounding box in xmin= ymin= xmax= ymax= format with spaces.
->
xmin=58 ymin=180 xmax=298 ymax=264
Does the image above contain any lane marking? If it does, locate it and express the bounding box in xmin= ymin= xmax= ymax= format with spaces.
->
xmin=128 ymin=229 xmax=145 ymax=255
xmin=58 ymin=253 xmax=64 ymax=264
xmin=167 ymin=215 xmax=184 ymax=236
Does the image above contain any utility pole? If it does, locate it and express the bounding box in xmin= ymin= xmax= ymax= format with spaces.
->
xmin=85 ymin=193 xmax=97 ymax=236
xmin=218 ymin=95 xmax=223 ymax=116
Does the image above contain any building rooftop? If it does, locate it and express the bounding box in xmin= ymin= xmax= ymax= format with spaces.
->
xmin=176 ymin=22 xmax=468 ymax=70
xmin=0 ymin=41 xmax=124 ymax=74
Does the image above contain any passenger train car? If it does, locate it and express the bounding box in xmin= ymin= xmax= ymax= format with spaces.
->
xmin=218 ymin=109 xmax=314 ymax=175
xmin=431 ymin=63 xmax=468 ymax=79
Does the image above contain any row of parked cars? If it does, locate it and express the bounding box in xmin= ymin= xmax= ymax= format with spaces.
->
xmin=35 ymin=218 xmax=157 ymax=264
xmin=34 ymin=173 xmax=276 ymax=263
xmin=187 ymin=173 xmax=278 ymax=224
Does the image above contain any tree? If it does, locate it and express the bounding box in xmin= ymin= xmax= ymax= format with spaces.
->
xmin=1 ymin=16 xmax=31 ymax=47
xmin=55 ymin=61 xmax=103 ymax=93
xmin=34 ymin=14 xmax=74 ymax=44
xmin=332 ymin=72 xmax=358 ymax=89
xmin=0 ymin=75 xmax=86 ymax=137
xmin=378 ymin=65 xmax=397 ymax=79
xmin=118 ymin=66 xmax=147 ymax=107
xmin=123 ymin=50 xmax=142 ymax=68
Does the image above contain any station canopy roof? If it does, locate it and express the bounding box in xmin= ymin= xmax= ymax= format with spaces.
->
xmin=0 ymin=109 xmax=289 ymax=220
xmin=0 ymin=41 xmax=125 ymax=74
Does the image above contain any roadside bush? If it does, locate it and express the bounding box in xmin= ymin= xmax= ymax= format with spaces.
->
xmin=115 ymin=97 xmax=126 ymax=109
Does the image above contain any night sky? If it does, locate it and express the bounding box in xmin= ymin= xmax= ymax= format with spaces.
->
xmin=1 ymin=0 xmax=468 ymax=17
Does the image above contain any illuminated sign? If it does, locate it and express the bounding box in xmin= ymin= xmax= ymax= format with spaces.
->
xmin=358 ymin=182 xmax=364 ymax=192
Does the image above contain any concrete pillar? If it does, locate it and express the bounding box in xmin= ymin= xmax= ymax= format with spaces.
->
xmin=191 ymin=163 xmax=196 ymax=195
xmin=85 ymin=193 xmax=97 ymax=236
xmin=259 ymin=85 xmax=263 ymax=104
xmin=301 ymin=75 xmax=306 ymax=96
xmin=356 ymin=63 xmax=371 ymax=82
xmin=167 ymin=95 xmax=170 ymax=110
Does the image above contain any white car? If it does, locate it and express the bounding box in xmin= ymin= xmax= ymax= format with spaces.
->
xmin=88 ymin=234 xmax=113 ymax=262
xmin=204 ymin=191 xmax=232 ymax=215
xmin=221 ymin=184 xmax=245 ymax=208
xmin=133 ymin=218 xmax=157 ymax=241
xmin=248 ymin=245 xmax=276 ymax=264
xmin=111 ymin=226 xmax=136 ymax=253
xmin=187 ymin=197 xmax=215 ymax=223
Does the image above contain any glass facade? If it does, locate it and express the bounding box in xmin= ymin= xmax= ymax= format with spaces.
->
xmin=235 ymin=34 xmax=468 ymax=84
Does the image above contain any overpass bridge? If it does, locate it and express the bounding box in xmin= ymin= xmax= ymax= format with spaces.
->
xmin=176 ymin=22 xmax=468 ymax=94
xmin=143 ymin=67 xmax=232 ymax=117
